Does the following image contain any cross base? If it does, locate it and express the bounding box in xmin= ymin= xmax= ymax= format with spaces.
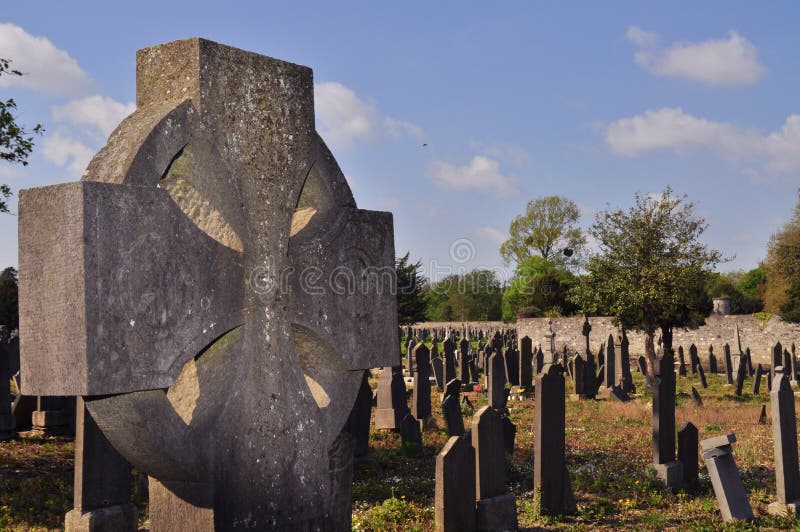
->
xmin=65 ymin=503 xmax=138 ymax=532
xmin=652 ymin=461 xmax=683 ymax=488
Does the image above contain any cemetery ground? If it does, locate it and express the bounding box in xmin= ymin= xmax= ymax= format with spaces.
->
xmin=2 ymin=367 xmax=800 ymax=530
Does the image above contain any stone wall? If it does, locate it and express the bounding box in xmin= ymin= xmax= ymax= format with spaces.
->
xmin=516 ymin=315 xmax=800 ymax=365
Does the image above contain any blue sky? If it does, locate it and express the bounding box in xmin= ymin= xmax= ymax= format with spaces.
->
xmin=1 ymin=2 xmax=798 ymax=283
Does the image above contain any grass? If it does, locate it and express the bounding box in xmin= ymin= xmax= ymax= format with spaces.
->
xmin=2 ymin=364 xmax=800 ymax=530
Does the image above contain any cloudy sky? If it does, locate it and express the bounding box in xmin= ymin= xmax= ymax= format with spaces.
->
xmin=1 ymin=2 xmax=798 ymax=282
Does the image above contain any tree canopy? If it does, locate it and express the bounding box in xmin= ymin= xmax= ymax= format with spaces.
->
xmin=764 ymin=190 xmax=800 ymax=322
xmin=0 ymin=266 xmax=18 ymax=330
xmin=499 ymin=195 xmax=585 ymax=270
xmin=395 ymin=252 xmax=428 ymax=325
xmin=1 ymin=58 xmax=43 ymax=213
xmin=427 ymin=269 xmax=502 ymax=322
xmin=501 ymin=256 xmax=577 ymax=322
xmin=570 ymin=188 xmax=720 ymax=365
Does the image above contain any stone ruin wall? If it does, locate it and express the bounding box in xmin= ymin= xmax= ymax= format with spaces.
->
xmin=517 ymin=315 xmax=800 ymax=366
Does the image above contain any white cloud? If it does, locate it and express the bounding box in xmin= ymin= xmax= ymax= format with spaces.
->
xmin=626 ymin=26 xmax=658 ymax=47
xmin=605 ymin=107 xmax=800 ymax=176
xmin=52 ymin=95 xmax=135 ymax=139
xmin=0 ymin=164 xmax=25 ymax=181
xmin=627 ymin=26 xmax=766 ymax=86
xmin=41 ymin=132 xmax=94 ymax=177
xmin=468 ymin=140 xmax=534 ymax=167
xmin=605 ymin=107 xmax=755 ymax=158
xmin=475 ymin=226 xmax=507 ymax=245
xmin=429 ymin=155 xmax=518 ymax=196
xmin=0 ymin=23 xmax=93 ymax=95
xmin=314 ymin=81 xmax=423 ymax=151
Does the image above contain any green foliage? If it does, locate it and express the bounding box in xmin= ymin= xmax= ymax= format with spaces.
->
xmin=426 ymin=269 xmax=502 ymax=322
xmin=1 ymin=58 xmax=44 ymax=213
xmin=0 ymin=267 xmax=18 ymax=329
xmin=501 ymin=256 xmax=577 ymax=322
xmin=706 ymin=272 xmax=763 ymax=314
xmin=571 ymin=188 xmax=720 ymax=356
xmin=395 ymin=252 xmax=427 ymax=325
xmin=738 ymin=267 xmax=767 ymax=300
xmin=765 ymin=190 xmax=800 ymax=322
xmin=499 ymin=195 xmax=586 ymax=270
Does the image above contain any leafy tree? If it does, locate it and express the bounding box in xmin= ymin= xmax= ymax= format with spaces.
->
xmin=706 ymin=272 xmax=763 ymax=314
xmin=739 ymin=267 xmax=767 ymax=301
xmin=0 ymin=267 xmax=18 ymax=329
xmin=570 ymin=188 xmax=720 ymax=371
xmin=427 ymin=269 xmax=502 ymax=322
xmin=501 ymin=256 xmax=577 ymax=322
xmin=1 ymin=58 xmax=44 ymax=213
xmin=395 ymin=252 xmax=428 ymax=325
xmin=765 ymin=190 xmax=800 ymax=321
xmin=499 ymin=195 xmax=586 ymax=270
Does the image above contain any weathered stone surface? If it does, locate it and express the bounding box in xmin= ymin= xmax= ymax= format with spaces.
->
xmin=769 ymin=372 xmax=800 ymax=512
xmin=701 ymin=433 xmax=753 ymax=522
xmin=19 ymin=39 xmax=398 ymax=530
xmin=65 ymin=398 xmax=136 ymax=532
xmin=535 ymin=364 xmax=574 ymax=516
xmin=678 ymin=422 xmax=699 ymax=488
xmin=472 ymin=406 xmax=505 ymax=501
xmin=375 ymin=366 xmax=408 ymax=430
xmin=488 ymin=353 xmax=507 ymax=409
xmin=435 ymin=436 xmax=476 ymax=532
xmin=346 ymin=371 xmax=373 ymax=459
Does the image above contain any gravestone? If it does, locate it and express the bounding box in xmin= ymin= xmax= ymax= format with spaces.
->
xmin=772 ymin=343 xmax=783 ymax=381
xmin=689 ymin=344 xmax=698 ymax=374
xmin=375 ymin=366 xmax=409 ymax=430
xmin=652 ymin=349 xmax=682 ymax=487
xmin=18 ymin=39 xmax=398 ymax=530
xmin=637 ymin=355 xmax=648 ymax=376
xmin=735 ymin=354 xmax=747 ymax=396
xmin=698 ymin=364 xmax=707 ymax=389
xmin=759 ymin=405 xmax=767 ymax=424
xmin=0 ymin=333 xmax=15 ymax=440
xmin=534 ymin=348 xmax=544 ymax=376
xmin=571 ymin=354 xmax=586 ymax=400
xmin=488 ymin=353 xmax=507 ymax=409
xmin=443 ymin=379 xmax=461 ymax=404
xmin=768 ymin=370 xmax=800 ymax=515
xmin=502 ymin=416 xmax=517 ymax=455
xmin=708 ymin=346 xmax=717 ymax=374
xmin=443 ymin=339 xmax=457 ymax=386
xmin=504 ymin=347 xmax=519 ymax=387
xmin=619 ymin=329 xmax=635 ymax=394
xmin=677 ymin=346 xmax=687 ymax=376
xmin=435 ymin=435 xmax=476 ymax=532
xmin=442 ymin=395 xmax=465 ymax=437
xmin=431 ymin=355 xmax=444 ymax=391
xmin=678 ymin=422 xmax=699 ymax=488
xmin=701 ymin=434 xmax=753 ymax=522
xmin=400 ymin=413 xmax=423 ymax=449
xmin=752 ymin=364 xmax=764 ymax=395
xmin=534 ymin=364 xmax=575 ymax=515
xmin=458 ymin=338 xmax=470 ymax=383
xmin=468 ymin=357 xmax=479 ymax=384
xmin=346 ymin=371 xmax=373 ymax=459
xmin=407 ymin=339 xmax=416 ymax=374
xmin=691 ymin=386 xmax=703 ymax=407
xmin=472 ymin=406 xmax=517 ymax=531
xmin=65 ymin=398 xmax=137 ymax=531
xmin=581 ymin=315 xmax=591 ymax=355
xmin=724 ymin=346 xmax=734 ymax=385
xmin=413 ymin=344 xmax=432 ymax=423
xmin=519 ymin=336 xmax=533 ymax=388
xmin=604 ymin=335 xmax=616 ymax=389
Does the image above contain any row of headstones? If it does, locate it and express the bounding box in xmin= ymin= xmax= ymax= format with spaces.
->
xmin=1 ymin=328 xmax=76 ymax=440
xmin=435 ymin=364 xmax=573 ymax=531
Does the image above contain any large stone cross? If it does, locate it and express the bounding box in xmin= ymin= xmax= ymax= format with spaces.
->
xmin=19 ymin=38 xmax=398 ymax=530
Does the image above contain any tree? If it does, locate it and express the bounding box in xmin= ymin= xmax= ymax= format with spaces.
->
xmin=764 ymin=190 xmax=800 ymax=321
xmin=706 ymin=271 xmax=763 ymax=314
xmin=1 ymin=58 xmax=44 ymax=213
xmin=395 ymin=252 xmax=428 ymax=324
xmin=738 ymin=267 xmax=767 ymax=301
xmin=0 ymin=267 xmax=18 ymax=329
xmin=501 ymin=256 xmax=577 ymax=322
xmin=570 ymin=188 xmax=721 ymax=371
xmin=499 ymin=196 xmax=586 ymax=270
xmin=427 ymin=269 xmax=502 ymax=322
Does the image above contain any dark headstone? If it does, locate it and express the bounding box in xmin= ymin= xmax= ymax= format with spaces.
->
xmin=412 ymin=344 xmax=432 ymax=421
xmin=431 ymin=356 xmax=444 ymax=391
xmin=444 ymin=379 xmax=461 ymax=404
xmin=653 ymin=349 xmax=682 ymax=487
xmin=345 ymin=371 xmax=373 ymax=458
xmin=400 ymin=413 xmax=422 ymax=449
xmin=734 ymin=353 xmax=747 ymax=396
xmin=488 ymin=353 xmax=507 ymax=409
xmin=503 ymin=347 xmax=519 ymax=386
xmin=604 ymin=335 xmax=616 ymax=389
xmin=519 ymin=336 xmax=533 ymax=388
xmin=759 ymin=405 xmax=767 ymax=424
xmin=678 ymin=422 xmax=699 ymax=488
xmin=724 ymin=345 xmax=734 ymax=385
xmin=502 ymin=416 xmax=516 ymax=455
xmin=620 ymin=329 xmax=635 ymax=394
xmin=534 ymin=364 xmax=575 ymax=515
xmin=752 ymin=364 xmax=763 ymax=395
xmin=768 ymin=371 xmax=800 ymax=513
xmin=691 ymin=386 xmax=703 ymax=406
xmin=435 ymin=435 xmax=476 ymax=532
xmin=637 ymin=355 xmax=648 ymax=375
xmin=442 ymin=395 xmax=465 ymax=437
xmin=472 ymin=406 xmax=505 ymax=500
xmin=698 ymin=364 xmax=708 ymax=389
xmin=534 ymin=348 xmax=544 ymax=376
xmin=708 ymin=346 xmax=717 ymax=374
xmin=701 ymin=434 xmax=753 ymax=522
xmin=572 ymin=354 xmax=586 ymax=398
xmin=677 ymin=346 xmax=687 ymax=376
